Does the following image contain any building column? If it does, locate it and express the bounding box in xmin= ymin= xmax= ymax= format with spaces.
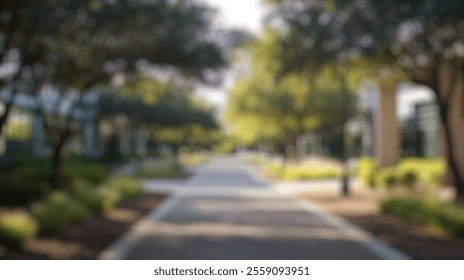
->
xmin=296 ymin=134 xmax=306 ymax=161
xmin=120 ymin=126 xmax=131 ymax=155
xmin=83 ymin=121 xmax=96 ymax=158
xmin=376 ymin=83 xmax=400 ymax=167
xmin=32 ymin=114 xmax=44 ymax=157
xmin=136 ymin=129 xmax=148 ymax=157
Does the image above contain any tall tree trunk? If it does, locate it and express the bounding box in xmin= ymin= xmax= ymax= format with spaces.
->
xmin=436 ymin=95 xmax=464 ymax=201
xmin=435 ymin=60 xmax=464 ymax=201
xmin=50 ymin=140 xmax=65 ymax=190
xmin=0 ymin=101 xmax=14 ymax=135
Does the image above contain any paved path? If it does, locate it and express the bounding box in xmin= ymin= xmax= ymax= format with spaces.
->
xmin=100 ymin=156 xmax=408 ymax=260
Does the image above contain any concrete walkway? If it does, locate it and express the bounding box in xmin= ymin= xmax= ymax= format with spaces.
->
xmin=99 ymin=156 xmax=408 ymax=260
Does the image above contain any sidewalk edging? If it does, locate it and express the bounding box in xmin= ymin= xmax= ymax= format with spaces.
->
xmin=296 ymin=199 xmax=410 ymax=260
xmin=98 ymin=195 xmax=181 ymax=260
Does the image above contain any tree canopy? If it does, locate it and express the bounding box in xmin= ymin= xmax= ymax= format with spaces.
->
xmin=224 ymin=29 xmax=357 ymax=157
xmin=264 ymin=0 xmax=464 ymax=198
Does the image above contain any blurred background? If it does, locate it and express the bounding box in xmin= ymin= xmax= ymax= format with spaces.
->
xmin=0 ymin=0 xmax=464 ymax=259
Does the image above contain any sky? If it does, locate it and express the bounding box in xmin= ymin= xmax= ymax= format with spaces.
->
xmin=195 ymin=0 xmax=265 ymax=108
xmin=202 ymin=0 xmax=264 ymax=34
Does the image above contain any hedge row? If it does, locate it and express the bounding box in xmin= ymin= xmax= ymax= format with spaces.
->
xmin=358 ymin=158 xmax=445 ymax=190
xmin=0 ymin=176 xmax=143 ymax=249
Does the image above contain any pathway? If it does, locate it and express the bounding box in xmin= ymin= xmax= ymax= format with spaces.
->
xmin=99 ymin=156 xmax=408 ymax=260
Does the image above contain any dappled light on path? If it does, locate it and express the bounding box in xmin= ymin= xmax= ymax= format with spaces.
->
xmin=101 ymin=156 xmax=407 ymax=260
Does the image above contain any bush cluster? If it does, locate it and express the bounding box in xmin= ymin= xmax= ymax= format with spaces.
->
xmin=0 ymin=175 xmax=144 ymax=249
xmin=0 ymin=152 xmax=144 ymax=249
xmin=31 ymin=192 xmax=90 ymax=235
xmin=266 ymin=163 xmax=341 ymax=180
xmin=135 ymin=159 xmax=183 ymax=179
xmin=381 ymin=195 xmax=464 ymax=237
xmin=178 ymin=151 xmax=210 ymax=167
xmin=0 ymin=155 xmax=109 ymax=206
xmin=0 ymin=210 xmax=38 ymax=248
xmin=358 ymin=157 xmax=445 ymax=191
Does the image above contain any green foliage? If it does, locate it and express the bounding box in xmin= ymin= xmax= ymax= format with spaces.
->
xmin=0 ymin=155 xmax=111 ymax=207
xmin=381 ymin=196 xmax=464 ymax=237
xmin=265 ymin=0 xmax=463 ymax=199
xmin=70 ymin=183 xmax=103 ymax=214
xmin=397 ymin=169 xmax=419 ymax=188
xmin=0 ymin=176 xmax=50 ymax=206
xmin=266 ymin=162 xmax=341 ymax=180
xmin=212 ymin=138 xmax=237 ymax=154
xmin=179 ymin=151 xmax=210 ymax=166
xmin=0 ymin=210 xmax=38 ymax=248
xmin=71 ymin=184 xmax=118 ymax=214
xmin=375 ymin=168 xmax=398 ymax=189
xmin=224 ymin=30 xmax=357 ymax=152
xmin=358 ymin=157 xmax=445 ymax=191
xmin=95 ymin=187 xmax=120 ymax=213
xmin=67 ymin=200 xmax=91 ymax=223
xmin=6 ymin=121 xmax=32 ymax=141
xmin=106 ymin=176 xmax=143 ymax=199
xmin=72 ymin=175 xmax=143 ymax=214
xmin=135 ymin=158 xmax=184 ymax=179
xmin=31 ymin=192 xmax=90 ymax=235
xmin=266 ymin=164 xmax=285 ymax=177
xmin=224 ymin=31 xmax=318 ymax=147
xmin=135 ymin=167 xmax=182 ymax=179
xmin=397 ymin=158 xmax=446 ymax=188
xmin=358 ymin=158 xmax=377 ymax=188
xmin=62 ymin=160 xmax=109 ymax=185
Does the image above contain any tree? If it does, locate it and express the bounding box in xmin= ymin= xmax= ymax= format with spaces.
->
xmin=1 ymin=0 xmax=228 ymax=189
xmin=98 ymin=78 xmax=220 ymax=156
xmin=265 ymin=0 xmax=464 ymax=200
xmin=225 ymin=30 xmax=357 ymax=161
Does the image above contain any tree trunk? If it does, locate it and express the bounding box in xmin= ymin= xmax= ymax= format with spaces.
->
xmin=0 ymin=101 xmax=14 ymax=135
xmin=436 ymin=99 xmax=464 ymax=201
xmin=50 ymin=140 xmax=65 ymax=190
xmin=427 ymin=60 xmax=464 ymax=202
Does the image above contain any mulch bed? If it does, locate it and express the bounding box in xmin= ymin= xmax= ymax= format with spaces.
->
xmin=303 ymin=189 xmax=464 ymax=259
xmin=0 ymin=193 xmax=167 ymax=260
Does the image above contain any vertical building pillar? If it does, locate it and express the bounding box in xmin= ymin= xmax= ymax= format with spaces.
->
xmin=32 ymin=114 xmax=44 ymax=157
xmin=376 ymin=83 xmax=400 ymax=167
xmin=120 ymin=126 xmax=130 ymax=155
xmin=83 ymin=121 xmax=95 ymax=158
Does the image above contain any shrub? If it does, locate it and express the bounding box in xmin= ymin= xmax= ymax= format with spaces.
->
xmin=0 ymin=210 xmax=38 ymax=248
xmin=358 ymin=158 xmax=377 ymax=188
xmin=266 ymin=164 xmax=284 ymax=178
xmin=31 ymin=192 xmax=91 ymax=235
xmin=95 ymin=187 xmax=121 ymax=212
xmin=32 ymin=202 xmax=68 ymax=235
xmin=70 ymin=184 xmax=102 ymax=214
xmin=397 ymin=158 xmax=446 ymax=188
xmin=381 ymin=196 xmax=464 ymax=237
xmin=0 ymin=176 xmax=50 ymax=206
xmin=375 ymin=168 xmax=398 ymax=189
xmin=367 ymin=158 xmax=446 ymax=190
xmin=62 ymin=161 xmax=109 ymax=184
xmin=107 ymin=176 xmax=143 ymax=199
xmin=397 ymin=169 xmax=418 ymax=188
xmin=31 ymin=193 xmax=71 ymax=235
xmin=266 ymin=163 xmax=340 ymax=180
xmin=135 ymin=162 xmax=183 ymax=179
xmin=67 ymin=200 xmax=91 ymax=223
xmin=179 ymin=152 xmax=210 ymax=166
xmin=71 ymin=184 xmax=120 ymax=214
